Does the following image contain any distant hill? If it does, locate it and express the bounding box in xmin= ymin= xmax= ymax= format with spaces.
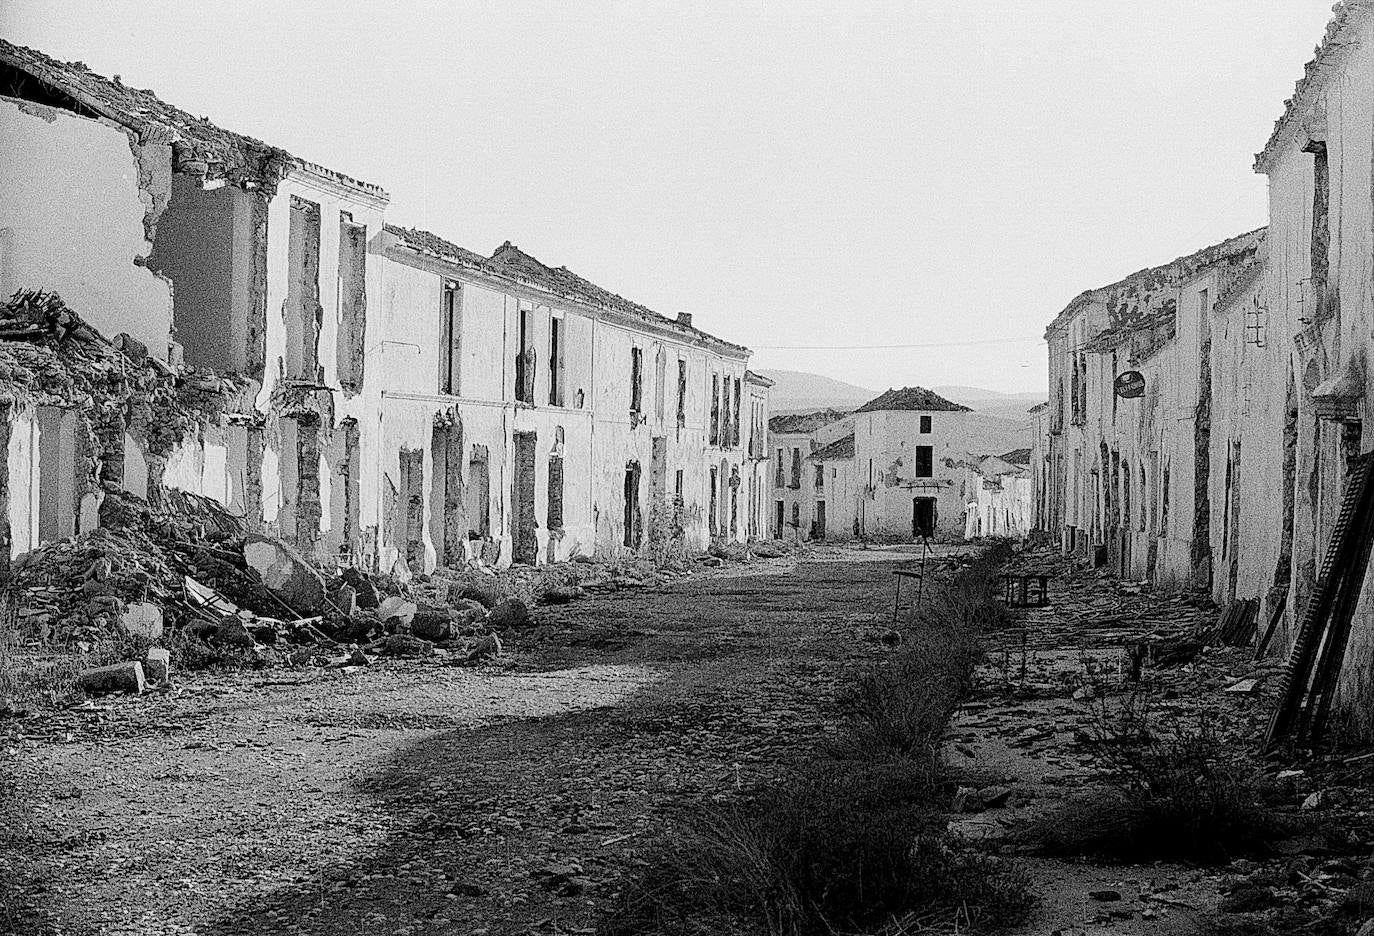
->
xmin=932 ymin=386 xmax=1046 ymax=425
xmin=757 ymin=369 xmax=874 ymax=414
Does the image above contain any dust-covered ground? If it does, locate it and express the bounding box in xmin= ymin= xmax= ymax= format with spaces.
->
xmin=2 ymin=546 xmax=938 ymax=936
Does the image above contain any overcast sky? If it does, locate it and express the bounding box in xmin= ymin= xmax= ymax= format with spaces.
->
xmin=2 ymin=1 xmax=1338 ymax=395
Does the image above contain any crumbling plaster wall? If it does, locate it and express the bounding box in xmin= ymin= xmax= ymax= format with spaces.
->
xmin=590 ymin=318 xmax=748 ymax=555
xmin=0 ymin=96 xmax=173 ymax=357
xmin=255 ymin=169 xmax=386 ymax=563
xmin=1259 ymin=19 xmax=1374 ymax=730
xmin=853 ymin=410 xmax=968 ymax=539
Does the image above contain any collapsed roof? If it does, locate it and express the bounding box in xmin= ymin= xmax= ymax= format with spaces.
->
xmin=0 ymin=38 xmax=385 ymax=197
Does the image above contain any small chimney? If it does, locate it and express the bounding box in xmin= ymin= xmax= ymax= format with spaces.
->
xmin=676 ymin=312 xmax=693 ymax=328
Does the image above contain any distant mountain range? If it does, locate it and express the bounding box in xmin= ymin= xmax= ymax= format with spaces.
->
xmin=758 ymin=370 xmax=1045 ymax=422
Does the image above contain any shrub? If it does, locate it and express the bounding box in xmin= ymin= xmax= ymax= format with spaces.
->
xmin=605 ymin=760 xmax=1033 ymax=936
xmin=1026 ymin=698 xmax=1288 ymax=863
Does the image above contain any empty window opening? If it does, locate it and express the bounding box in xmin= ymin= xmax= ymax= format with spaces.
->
xmin=654 ymin=348 xmax=666 ymax=421
xmin=467 ymin=444 xmax=491 ymax=539
xmin=709 ymin=466 xmax=718 ymax=535
xmin=791 ymin=503 xmax=800 ymax=530
xmin=336 ymin=213 xmax=367 ymax=394
xmin=340 ymin=418 xmax=361 ymax=563
xmin=398 ymin=446 xmax=425 ymax=572
xmin=775 ymin=448 xmax=785 ymax=487
xmin=815 ymin=463 xmax=824 ymax=489
xmin=623 ymin=460 xmax=643 ymax=549
xmin=429 ymin=417 xmax=466 ymax=567
xmin=709 ymin=374 xmax=720 ymax=445
xmin=919 ymin=415 xmax=932 ymax=434
xmin=286 ymin=196 xmax=322 ymax=381
xmin=515 ymin=307 xmax=536 ymax=404
xmin=35 ymin=406 xmax=78 ymax=548
xmin=547 ymin=454 xmax=564 ymax=533
xmin=676 ymin=359 xmax=687 ymax=428
xmin=729 ymin=465 xmax=739 ymax=533
xmin=512 ymin=430 xmax=538 ymax=564
xmin=147 ymin=174 xmax=256 ymax=370
xmin=548 ymin=316 xmax=564 ymax=406
xmin=732 ymin=378 xmax=742 ymax=446
xmin=1306 ymin=139 xmax=1330 ymax=317
xmin=294 ymin=418 xmax=322 ymax=552
xmin=914 ymin=445 xmax=933 ymax=478
xmin=720 ymin=458 xmax=730 ymax=535
xmin=790 ymin=448 xmax=801 ymax=488
xmin=629 ymin=346 xmax=644 ymax=417
xmin=439 ymin=281 xmax=461 ymax=395
xmin=674 ymin=468 xmax=684 ymax=498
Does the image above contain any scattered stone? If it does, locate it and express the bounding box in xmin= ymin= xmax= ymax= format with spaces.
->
xmin=329 ymin=584 xmax=358 ymax=616
xmin=381 ymin=634 xmax=432 ymax=658
xmin=951 ymin=786 xmax=977 ymax=812
xmin=540 ymin=585 xmax=584 ymax=605
xmin=1220 ymin=884 xmax=1275 ymax=913
xmin=216 ymin=618 xmax=255 ymax=647
xmin=465 ymin=633 xmax=502 ymax=662
xmin=410 ymin=607 xmax=451 ymax=642
xmin=977 ymin=785 xmax=1013 ymax=809
xmin=1224 ymin=678 xmax=1260 ymax=694
xmin=1302 ymin=791 xmax=1328 ymax=811
xmin=77 ymin=661 xmax=146 ymax=695
xmin=1088 ymin=890 xmax=1122 ymax=902
xmin=1071 ymin=685 xmax=1096 ymax=701
xmin=377 ymin=596 xmax=418 ymax=628
xmin=120 ymin=602 xmax=164 ymax=640
xmin=243 ymin=533 xmax=328 ymax=616
xmin=144 ymin=647 xmax=170 ymax=683
xmin=487 ymin=597 xmax=530 ymax=630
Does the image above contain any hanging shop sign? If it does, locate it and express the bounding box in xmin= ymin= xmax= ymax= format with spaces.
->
xmin=1114 ymin=370 xmax=1146 ymax=399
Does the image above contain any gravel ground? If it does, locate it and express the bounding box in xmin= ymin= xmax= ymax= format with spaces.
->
xmin=2 ymin=547 xmax=931 ymax=936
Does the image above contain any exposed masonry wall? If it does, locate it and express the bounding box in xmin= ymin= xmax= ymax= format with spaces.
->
xmin=0 ymin=96 xmax=174 ymax=356
xmin=1 ymin=75 xmax=764 ymax=576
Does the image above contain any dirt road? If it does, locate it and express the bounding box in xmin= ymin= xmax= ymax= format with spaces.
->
xmin=3 ymin=547 xmax=925 ymax=936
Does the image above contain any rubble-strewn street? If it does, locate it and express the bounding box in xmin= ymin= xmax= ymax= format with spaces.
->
xmin=2 ymin=547 xmax=929 ymax=936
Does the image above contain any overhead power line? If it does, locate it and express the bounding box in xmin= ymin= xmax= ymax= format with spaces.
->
xmin=751 ymin=335 xmax=1043 ymax=351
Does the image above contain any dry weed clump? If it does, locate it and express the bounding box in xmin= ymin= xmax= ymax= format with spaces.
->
xmin=604 ymin=547 xmax=1034 ymax=936
xmin=1026 ymin=697 xmax=1289 ymax=863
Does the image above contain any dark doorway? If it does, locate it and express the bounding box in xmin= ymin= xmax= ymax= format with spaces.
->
xmin=624 ymin=460 xmax=643 ymax=549
xmin=814 ymin=500 xmax=826 ymax=540
xmin=913 ymin=497 xmax=936 ymax=539
xmin=775 ymin=500 xmax=785 ymax=539
xmin=512 ymin=431 xmax=537 ymax=564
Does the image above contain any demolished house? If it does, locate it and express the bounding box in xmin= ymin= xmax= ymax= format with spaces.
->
xmin=0 ymin=39 xmax=767 ymax=582
xmin=1035 ymin=0 xmax=1374 ymax=744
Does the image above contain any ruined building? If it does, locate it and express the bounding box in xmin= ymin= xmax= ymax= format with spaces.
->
xmin=1034 ymin=0 xmax=1374 ymax=739
xmin=768 ymin=387 xmax=1031 ymax=541
xmin=0 ymin=40 xmax=766 ymax=574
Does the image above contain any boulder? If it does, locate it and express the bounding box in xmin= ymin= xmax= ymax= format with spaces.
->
xmin=144 ymin=648 xmax=171 ymax=684
xmin=216 ymin=618 xmax=256 ymax=647
xmin=487 ymin=597 xmax=530 ymax=630
xmin=381 ymin=634 xmax=433 ymax=657
xmin=466 ymin=632 xmax=503 ymax=662
xmin=977 ymin=785 xmax=1013 ymax=809
xmin=340 ymin=567 xmax=380 ymax=609
xmin=448 ymin=581 xmax=499 ymax=609
xmin=121 ymin=602 xmax=164 ymax=640
xmin=329 ymin=584 xmax=358 ymax=616
xmin=539 ymin=585 xmax=584 ymax=605
xmin=244 ymin=533 xmax=327 ymax=616
xmin=411 ymin=606 xmax=451 ymax=642
xmin=77 ymin=661 xmax=146 ymax=695
xmin=377 ymin=596 xmax=418 ymax=628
